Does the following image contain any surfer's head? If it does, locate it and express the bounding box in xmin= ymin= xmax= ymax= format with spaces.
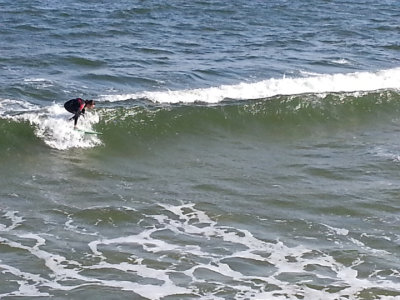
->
xmin=85 ymin=100 xmax=95 ymax=109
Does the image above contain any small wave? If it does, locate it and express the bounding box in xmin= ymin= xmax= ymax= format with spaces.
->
xmin=331 ymin=58 xmax=352 ymax=65
xmin=0 ymin=99 xmax=40 ymax=116
xmin=64 ymin=56 xmax=107 ymax=68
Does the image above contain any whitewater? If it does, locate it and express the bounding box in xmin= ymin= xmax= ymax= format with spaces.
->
xmin=100 ymin=68 xmax=400 ymax=104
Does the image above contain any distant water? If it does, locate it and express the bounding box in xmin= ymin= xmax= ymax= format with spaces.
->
xmin=1 ymin=0 xmax=400 ymax=299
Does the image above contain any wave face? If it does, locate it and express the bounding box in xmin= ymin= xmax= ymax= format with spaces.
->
xmin=1 ymin=90 xmax=400 ymax=151
xmin=1 ymin=69 xmax=400 ymax=150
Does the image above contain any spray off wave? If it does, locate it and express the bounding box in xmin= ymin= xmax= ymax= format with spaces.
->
xmin=100 ymin=68 xmax=400 ymax=103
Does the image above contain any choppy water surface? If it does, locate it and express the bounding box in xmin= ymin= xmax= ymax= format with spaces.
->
xmin=1 ymin=0 xmax=400 ymax=299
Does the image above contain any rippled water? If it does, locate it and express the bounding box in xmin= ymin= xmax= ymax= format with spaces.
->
xmin=1 ymin=0 xmax=400 ymax=299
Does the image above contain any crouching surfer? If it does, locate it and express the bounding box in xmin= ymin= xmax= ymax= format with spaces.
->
xmin=64 ymin=98 xmax=95 ymax=127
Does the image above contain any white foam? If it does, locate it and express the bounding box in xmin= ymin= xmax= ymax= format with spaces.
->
xmin=332 ymin=58 xmax=351 ymax=65
xmin=23 ymin=78 xmax=50 ymax=82
xmin=1 ymin=203 xmax=400 ymax=299
xmin=1 ymin=102 xmax=102 ymax=150
xmin=1 ymin=233 xmax=190 ymax=299
xmin=0 ymin=211 xmax=23 ymax=232
xmin=0 ymin=99 xmax=40 ymax=116
xmin=322 ymin=223 xmax=349 ymax=236
xmin=372 ymin=146 xmax=400 ymax=162
xmin=100 ymin=67 xmax=400 ymax=104
xmin=64 ymin=215 xmax=98 ymax=236
xmin=0 ymin=263 xmax=51 ymax=297
xmin=23 ymin=78 xmax=54 ymax=88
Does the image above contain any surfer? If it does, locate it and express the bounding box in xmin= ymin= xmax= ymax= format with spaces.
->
xmin=64 ymin=98 xmax=95 ymax=127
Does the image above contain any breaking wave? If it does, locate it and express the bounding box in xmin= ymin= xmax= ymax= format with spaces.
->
xmin=1 ymin=68 xmax=400 ymax=150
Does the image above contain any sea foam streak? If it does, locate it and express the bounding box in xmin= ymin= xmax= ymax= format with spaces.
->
xmin=100 ymin=68 xmax=400 ymax=104
xmin=0 ymin=204 xmax=399 ymax=299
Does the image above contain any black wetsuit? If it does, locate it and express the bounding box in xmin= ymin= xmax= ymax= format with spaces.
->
xmin=64 ymin=98 xmax=86 ymax=126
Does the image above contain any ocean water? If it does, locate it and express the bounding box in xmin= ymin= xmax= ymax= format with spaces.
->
xmin=1 ymin=0 xmax=400 ymax=299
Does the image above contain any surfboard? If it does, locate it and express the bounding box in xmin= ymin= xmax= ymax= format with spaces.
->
xmin=74 ymin=128 xmax=103 ymax=135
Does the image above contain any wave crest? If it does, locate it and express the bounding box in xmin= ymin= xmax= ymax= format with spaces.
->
xmin=99 ymin=68 xmax=400 ymax=104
